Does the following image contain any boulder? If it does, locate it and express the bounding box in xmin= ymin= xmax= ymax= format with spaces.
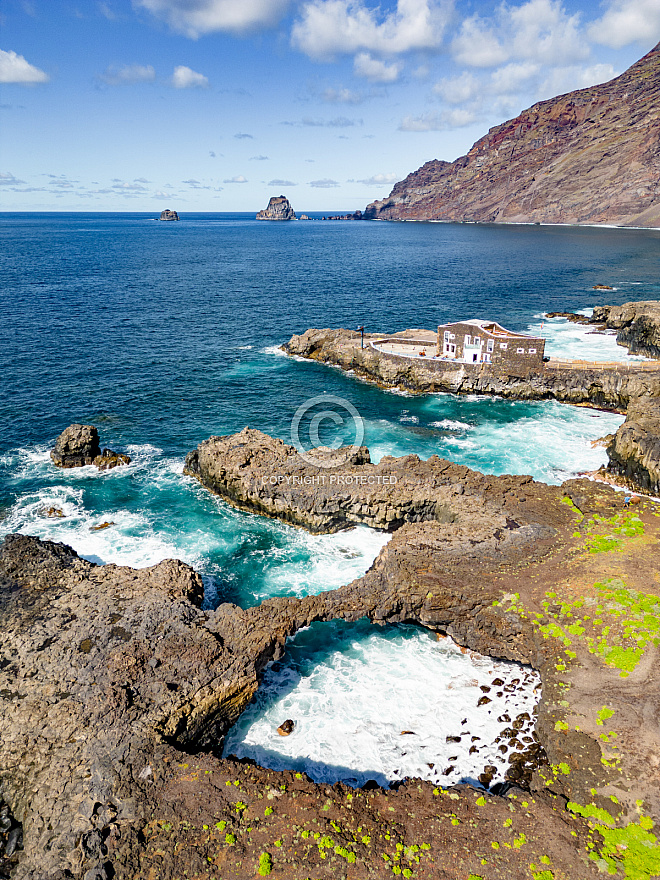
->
xmin=51 ymin=424 xmax=101 ymax=468
xmin=51 ymin=425 xmax=131 ymax=470
xmin=256 ymin=195 xmax=296 ymax=221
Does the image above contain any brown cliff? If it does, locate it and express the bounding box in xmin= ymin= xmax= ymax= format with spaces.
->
xmin=365 ymin=43 xmax=660 ymax=227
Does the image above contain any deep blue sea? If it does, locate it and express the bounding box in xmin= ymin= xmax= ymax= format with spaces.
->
xmin=2 ymin=211 xmax=658 ymax=785
xmin=2 ymin=213 xmax=659 ymax=608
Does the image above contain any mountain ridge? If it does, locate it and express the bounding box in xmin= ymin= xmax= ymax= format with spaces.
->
xmin=365 ymin=42 xmax=660 ymax=227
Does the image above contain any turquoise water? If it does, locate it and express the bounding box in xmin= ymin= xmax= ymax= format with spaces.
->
xmin=1 ymin=213 xmax=657 ymax=606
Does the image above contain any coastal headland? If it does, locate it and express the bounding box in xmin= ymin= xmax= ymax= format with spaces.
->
xmin=363 ymin=43 xmax=660 ymax=226
xmin=4 ymin=418 xmax=660 ymax=877
xmin=283 ymin=303 xmax=660 ymax=497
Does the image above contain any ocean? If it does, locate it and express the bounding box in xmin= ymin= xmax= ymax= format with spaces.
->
xmin=2 ymin=212 xmax=658 ymax=785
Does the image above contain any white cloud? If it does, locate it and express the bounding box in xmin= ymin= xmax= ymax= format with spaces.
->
xmin=223 ymin=175 xmax=248 ymax=182
xmin=234 ymin=132 xmax=253 ymax=138
xmin=399 ymin=107 xmax=477 ymax=130
xmin=322 ymin=86 xmax=365 ymax=104
xmin=268 ymin=178 xmax=297 ymax=186
xmin=135 ymin=0 xmax=291 ymax=37
xmin=432 ymin=71 xmax=479 ymax=104
xmin=171 ymin=65 xmax=208 ymax=88
xmin=309 ymin=178 xmax=340 ymax=187
xmin=356 ymin=172 xmax=398 ymax=185
xmin=0 ymin=49 xmax=49 ymax=84
xmin=292 ymin=0 xmax=451 ymax=60
xmin=0 ymin=172 xmax=27 ymax=185
xmin=452 ymin=0 xmax=587 ymax=69
xmin=250 ymin=155 xmax=269 ymax=160
xmin=588 ymin=0 xmax=660 ymax=49
xmin=354 ymin=52 xmax=402 ymax=82
xmin=489 ymin=61 xmax=539 ymax=94
xmin=112 ymin=181 xmax=149 ymax=190
xmin=99 ymin=64 xmax=155 ymax=85
xmin=538 ymin=62 xmax=617 ymax=97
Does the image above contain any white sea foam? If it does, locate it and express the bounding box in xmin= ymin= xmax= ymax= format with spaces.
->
xmin=262 ymin=345 xmax=287 ymax=357
xmin=429 ymin=419 xmax=472 ymax=431
xmin=528 ymin=314 xmax=648 ymax=362
xmin=253 ymin=527 xmax=390 ymax=602
xmin=223 ymin=624 xmax=541 ymax=788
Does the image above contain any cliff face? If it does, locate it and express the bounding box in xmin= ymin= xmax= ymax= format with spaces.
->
xmin=365 ymin=43 xmax=660 ymax=226
xmin=591 ymin=301 xmax=660 ymax=358
xmin=256 ymin=195 xmax=296 ymax=220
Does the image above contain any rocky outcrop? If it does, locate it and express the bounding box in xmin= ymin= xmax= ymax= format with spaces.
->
xmin=256 ymin=195 xmax=296 ymax=221
xmin=159 ymin=209 xmax=179 ymax=221
xmin=184 ymin=428 xmax=560 ymax=540
xmin=365 ymin=43 xmax=660 ymax=227
xmin=284 ymin=327 xmax=660 ymax=410
xmin=3 ymin=446 xmax=660 ymax=875
xmin=605 ymin=395 xmax=660 ymax=493
xmin=590 ymin=300 xmax=660 ymax=358
xmin=50 ymin=424 xmax=131 ymax=470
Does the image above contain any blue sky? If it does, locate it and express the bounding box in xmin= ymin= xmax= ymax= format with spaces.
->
xmin=1 ymin=0 xmax=658 ymax=212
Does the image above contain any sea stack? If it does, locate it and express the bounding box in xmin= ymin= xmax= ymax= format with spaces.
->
xmin=159 ymin=209 xmax=179 ymax=221
xmin=51 ymin=423 xmax=131 ymax=470
xmin=256 ymin=195 xmax=296 ymax=220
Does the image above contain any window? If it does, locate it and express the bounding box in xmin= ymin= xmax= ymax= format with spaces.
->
xmin=487 ymin=339 xmax=494 ymax=352
xmin=529 ymin=348 xmax=536 ymax=354
xmin=450 ymin=333 xmax=455 ymax=340
xmin=517 ymin=348 xmax=524 ymax=353
xmin=464 ymin=335 xmax=471 ymax=345
xmin=474 ymin=337 xmax=481 ymax=347
xmin=444 ymin=331 xmax=450 ymax=340
xmin=500 ymin=342 xmax=508 ymax=350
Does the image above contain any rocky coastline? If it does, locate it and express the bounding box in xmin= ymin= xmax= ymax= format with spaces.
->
xmin=283 ymin=327 xmax=660 ymax=411
xmin=3 ymin=420 xmax=660 ymax=876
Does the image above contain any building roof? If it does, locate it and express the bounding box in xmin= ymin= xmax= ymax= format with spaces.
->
xmin=439 ymin=319 xmax=543 ymax=340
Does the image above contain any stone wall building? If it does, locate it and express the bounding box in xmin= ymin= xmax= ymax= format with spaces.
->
xmin=437 ymin=320 xmax=545 ymax=367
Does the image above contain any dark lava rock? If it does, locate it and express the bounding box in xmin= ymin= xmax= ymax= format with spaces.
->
xmin=51 ymin=424 xmax=101 ymax=467
xmin=159 ymin=209 xmax=179 ymax=221
xmin=51 ymin=425 xmax=131 ymax=471
xmin=277 ymin=719 xmax=295 ymax=736
xmin=256 ymin=195 xmax=296 ymax=221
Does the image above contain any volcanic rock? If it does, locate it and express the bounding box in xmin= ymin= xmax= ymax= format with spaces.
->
xmin=364 ymin=43 xmax=660 ymax=227
xmin=51 ymin=424 xmax=131 ymax=471
xmin=2 ymin=458 xmax=660 ymax=876
xmin=277 ymin=720 xmax=295 ymax=736
xmin=256 ymin=195 xmax=296 ymax=221
xmin=50 ymin=424 xmax=102 ymax=467
xmin=159 ymin=209 xmax=179 ymax=221
xmin=590 ymin=300 xmax=660 ymax=359
xmin=283 ymin=327 xmax=660 ymax=411
xmin=605 ymin=394 xmax=660 ymax=493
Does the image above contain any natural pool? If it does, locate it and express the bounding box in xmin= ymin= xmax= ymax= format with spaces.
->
xmin=222 ymin=619 xmax=542 ymax=789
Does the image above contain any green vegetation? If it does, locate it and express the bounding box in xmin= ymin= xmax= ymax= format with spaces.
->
xmin=258 ymin=852 xmax=273 ymax=876
xmin=568 ymin=803 xmax=660 ymax=879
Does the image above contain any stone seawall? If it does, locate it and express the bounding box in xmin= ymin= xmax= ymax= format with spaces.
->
xmin=285 ymin=328 xmax=660 ymax=410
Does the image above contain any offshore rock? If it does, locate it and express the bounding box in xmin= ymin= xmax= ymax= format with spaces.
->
xmin=51 ymin=424 xmax=131 ymax=470
xmin=159 ymin=209 xmax=179 ymax=221
xmin=256 ymin=195 xmax=296 ymax=221
xmin=365 ymin=43 xmax=660 ymax=227
xmin=590 ymin=300 xmax=660 ymax=359
xmin=50 ymin=424 xmax=101 ymax=467
xmin=605 ymin=395 xmax=660 ymax=493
